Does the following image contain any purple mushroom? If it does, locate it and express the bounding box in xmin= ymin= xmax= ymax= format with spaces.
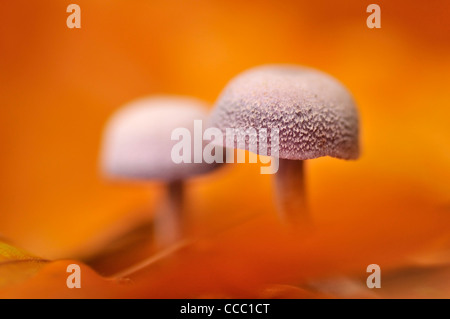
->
xmin=101 ymin=96 xmax=222 ymax=246
xmin=209 ymin=65 xmax=360 ymax=226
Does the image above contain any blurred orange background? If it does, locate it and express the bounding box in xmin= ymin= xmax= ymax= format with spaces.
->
xmin=0 ymin=0 xmax=449 ymax=298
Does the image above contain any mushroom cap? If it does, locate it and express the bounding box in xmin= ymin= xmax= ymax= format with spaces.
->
xmin=101 ymin=96 xmax=221 ymax=182
xmin=209 ymin=65 xmax=360 ymax=160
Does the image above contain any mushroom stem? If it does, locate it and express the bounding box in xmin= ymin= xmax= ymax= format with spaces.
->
xmin=273 ymin=159 xmax=309 ymax=226
xmin=154 ymin=179 xmax=185 ymax=247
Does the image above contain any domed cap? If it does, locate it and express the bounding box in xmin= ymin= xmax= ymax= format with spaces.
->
xmin=209 ymin=65 xmax=360 ymax=160
xmin=101 ymin=96 xmax=221 ymax=182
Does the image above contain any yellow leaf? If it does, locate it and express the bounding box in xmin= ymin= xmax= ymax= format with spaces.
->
xmin=0 ymin=239 xmax=48 ymax=288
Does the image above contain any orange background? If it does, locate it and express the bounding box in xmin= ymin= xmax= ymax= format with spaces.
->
xmin=0 ymin=0 xmax=449 ymax=298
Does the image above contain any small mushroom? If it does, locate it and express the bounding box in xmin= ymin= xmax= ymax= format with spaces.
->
xmin=209 ymin=65 xmax=360 ymax=226
xmin=100 ymin=96 xmax=222 ymax=246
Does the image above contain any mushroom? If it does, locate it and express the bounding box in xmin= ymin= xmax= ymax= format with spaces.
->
xmin=209 ymin=65 xmax=360 ymax=226
xmin=100 ymin=96 xmax=222 ymax=246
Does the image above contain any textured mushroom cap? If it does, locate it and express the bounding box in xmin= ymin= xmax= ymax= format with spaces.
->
xmin=209 ymin=65 xmax=360 ymax=160
xmin=101 ymin=96 xmax=221 ymax=182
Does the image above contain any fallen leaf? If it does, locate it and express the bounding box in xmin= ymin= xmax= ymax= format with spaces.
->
xmin=0 ymin=239 xmax=48 ymax=288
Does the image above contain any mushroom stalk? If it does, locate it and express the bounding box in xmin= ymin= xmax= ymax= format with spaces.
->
xmin=154 ymin=180 xmax=186 ymax=247
xmin=273 ymin=159 xmax=309 ymax=226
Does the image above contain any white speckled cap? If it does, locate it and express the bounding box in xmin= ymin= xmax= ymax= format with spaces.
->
xmin=101 ymin=96 xmax=221 ymax=182
xmin=209 ymin=65 xmax=360 ymax=160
